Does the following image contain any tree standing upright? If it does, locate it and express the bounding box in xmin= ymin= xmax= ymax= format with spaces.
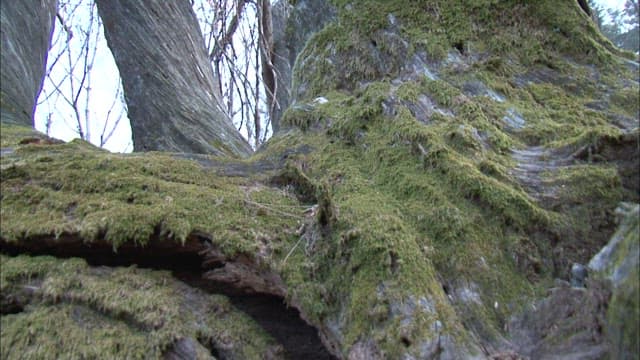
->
xmin=0 ymin=0 xmax=58 ymax=126
xmin=95 ymin=0 xmax=252 ymax=156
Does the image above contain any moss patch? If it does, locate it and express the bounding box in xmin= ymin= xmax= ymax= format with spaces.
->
xmin=1 ymin=123 xmax=302 ymax=257
xmin=2 ymin=0 xmax=639 ymax=357
xmin=0 ymin=254 xmax=281 ymax=359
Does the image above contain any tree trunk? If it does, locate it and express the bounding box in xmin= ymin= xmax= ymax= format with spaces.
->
xmin=267 ymin=0 xmax=336 ymax=133
xmin=0 ymin=0 xmax=57 ymax=126
xmin=1 ymin=0 xmax=639 ymax=359
xmin=95 ymin=0 xmax=252 ymax=157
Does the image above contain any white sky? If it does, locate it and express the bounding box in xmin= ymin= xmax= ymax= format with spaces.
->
xmin=599 ymin=0 xmax=627 ymax=10
xmin=33 ymin=0 xmax=629 ymax=153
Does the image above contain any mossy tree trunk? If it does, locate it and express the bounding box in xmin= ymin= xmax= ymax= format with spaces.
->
xmin=95 ymin=0 xmax=252 ymax=157
xmin=1 ymin=0 xmax=639 ymax=359
xmin=0 ymin=0 xmax=57 ymax=126
xmin=267 ymin=0 xmax=337 ymax=132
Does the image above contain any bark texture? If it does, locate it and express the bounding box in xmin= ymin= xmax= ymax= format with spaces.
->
xmin=267 ymin=0 xmax=336 ymax=132
xmin=0 ymin=0 xmax=57 ymax=126
xmin=96 ymin=0 xmax=252 ymax=156
xmin=1 ymin=0 xmax=639 ymax=359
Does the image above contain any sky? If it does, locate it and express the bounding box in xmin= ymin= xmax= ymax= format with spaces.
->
xmin=601 ymin=0 xmax=627 ymax=10
xmin=33 ymin=0 xmax=630 ymax=153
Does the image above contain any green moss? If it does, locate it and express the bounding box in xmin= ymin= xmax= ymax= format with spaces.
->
xmin=0 ymin=124 xmax=54 ymax=148
xmin=506 ymin=79 xmax=625 ymax=146
xmin=601 ymin=205 xmax=640 ymax=359
xmin=281 ymin=106 xmax=323 ymax=131
xmin=296 ymin=0 xmax=633 ymax=131
xmin=395 ymin=81 xmax=422 ymax=103
xmin=274 ymin=52 xmax=632 ymax=352
xmin=422 ymin=79 xmax=461 ymax=109
xmin=0 ymin=123 xmax=301 ymax=257
xmin=541 ymin=165 xmax=624 ymax=267
xmin=610 ymin=85 xmax=640 ymax=117
xmin=608 ymin=273 xmax=640 ymax=359
xmin=550 ymin=165 xmax=622 ymax=204
xmin=0 ymin=254 xmax=280 ymax=359
xmin=271 ymin=86 xmax=555 ymax=354
xmin=3 ymin=0 xmax=638 ymax=356
xmin=2 ymin=304 xmax=154 ymax=359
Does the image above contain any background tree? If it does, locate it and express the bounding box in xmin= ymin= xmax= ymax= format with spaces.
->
xmin=0 ymin=0 xmax=58 ymax=126
xmin=618 ymin=0 xmax=639 ymax=52
xmin=197 ymin=0 xmax=273 ymax=148
xmin=95 ymin=0 xmax=252 ymax=156
xmin=35 ymin=0 xmax=275 ymax=151
xmin=589 ymin=0 xmax=639 ymax=53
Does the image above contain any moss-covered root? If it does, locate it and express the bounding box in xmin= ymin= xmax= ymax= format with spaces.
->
xmin=589 ymin=203 xmax=640 ymax=359
xmin=0 ymin=254 xmax=284 ymax=359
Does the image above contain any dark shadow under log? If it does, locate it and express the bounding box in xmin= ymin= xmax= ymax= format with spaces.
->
xmin=0 ymin=235 xmax=336 ymax=360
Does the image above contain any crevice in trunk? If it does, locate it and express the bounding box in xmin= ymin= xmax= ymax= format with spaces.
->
xmin=0 ymin=238 xmax=337 ymax=360
xmin=176 ymin=272 xmax=336 ymax=360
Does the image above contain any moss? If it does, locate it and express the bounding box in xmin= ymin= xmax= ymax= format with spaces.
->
xmin=272 ymin=85 xmax=553 ymax=354
xmin=542 ymin=165 xmax=624 ymax=268
xmin=293 ymin=23 xmax=392 ymax=99
xmin=507 ymin=79 xmax=623 ymax=146
xmin=0 ymin=254 xmax=280 ymax=359
xmin=600 ymin=205 xmax=640 ymax=359
xmin=296 ymin=0 xmax=633 ymax=139
xmin=281 ymin=106 xmax=323 ymax=131
xmin=550 ymin=165 xmax=622 ymax=204
xmin=275 ymin=47 xmax=632 ymax=352
xmin=610 ymin=85 xmax=640 ymax=117
xmin=0 ymin=124 xmax=56 ymax=148
xmin=1 ymin=123 xmax=301 ymax=257
xmin=422 ymin=78 xmax=461 ymax=109
xmin=3 ymin=0 xmax=639 ymax=357
xmin=608 ymin=273 xmax=640 ymax=359
xmin=2 ymin=304 xmax=155 ymax=359
xmin=395 ymin=81 xmax=422 ymax=103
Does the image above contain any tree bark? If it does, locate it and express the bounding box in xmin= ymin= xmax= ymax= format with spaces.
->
xmin=577 ymin=0 xmax=591 ymax=16
xmin=2 ymin=0 xmax=639 ymax=359
xmin=0 ymin=0 xmax=57 ymax=126
xmin=267 ymin=0 xmax=336 ymax=133
xmin=96 ymin=0 xmax=252 ymax=156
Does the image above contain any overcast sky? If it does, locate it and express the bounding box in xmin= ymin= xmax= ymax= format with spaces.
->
xmin=33 ymin=0 xmax=630 ymax=153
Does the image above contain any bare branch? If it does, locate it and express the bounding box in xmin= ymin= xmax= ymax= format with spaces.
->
xmin=209 ymin=0 xmax=248 ymax=62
